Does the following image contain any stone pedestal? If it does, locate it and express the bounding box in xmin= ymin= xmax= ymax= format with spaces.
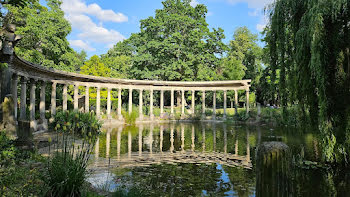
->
xmin=16 ymin=120 xmax=33 ymax=150
xmin=1 ymin=95 xmax=17 ymax=139
xmin=256 ymin=142 xmax=292 ymax=197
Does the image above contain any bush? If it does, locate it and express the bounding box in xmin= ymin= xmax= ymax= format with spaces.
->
xmin=0 ymin=132 xmax=16 ymax=167
xmin=121 ymin=106 xmax=139 ymax=124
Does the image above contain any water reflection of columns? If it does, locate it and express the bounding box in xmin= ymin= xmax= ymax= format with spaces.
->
xmin=160 ymin=125 xmax=164 ymax=153
xmin=117 ymin=126 xmax=121 ymax=161
xmin=224 ymin=124 xmax=227 ymax=154
xmin=202 ymin=124 xmax=205 ymax=152
xmin=213 ymin=123 xmax=216 ymax=152
xmin=246 ymin=130 xmax=251 ymax=163
xmin=138 ymin=125 xmax=143 ymax=157
xmin=235 ymin=132 xmax=238 ymax=156
xmin=181 ymin=124 xmax=185 ymax=153
xmin=191 ymin=125 xmax=195 ymax=153
xmin=128 ymin=130 xmax=132 ymax=159
xmin=95 ymin=137 xmax=99 ymax=160
xmin=150 ymin=124 xmax=154 ymax=156
xmin=106 ymin=128 xmax=111 ymax=158
xmin=170 ymin=124 xmax=174 ymax=153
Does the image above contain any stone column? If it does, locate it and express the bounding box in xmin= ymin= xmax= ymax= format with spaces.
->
xmin=40 ymin=81 xmax=46 ymax=120
xmin=191 ymin=90 xmax=195 ymax=115
xmin=63 ymin=84 xmax=68 ymax=111
xmin=223 ymin=90 xmax=227 ymax=119
xmin=11 ymin=74 xmax=18 ymax=120
xmin=51 ymin=82 xmax=57 ymax=117
xmin=212 ymin=91 xmax=216 ymax=120
xmin=150 ymin=124 xmax=153 ymax=156
xmin=160 ymin=90 xmax=164 ymax=118
xmin=85 ymin=86 xmax=89 ymax=113
xmin=170 ymin=89 xmax=174 ymax=116
xmin=73 ymin=84 xmax=79 ymax=110
xmin=107 ymin=88 xmax=111 ymax=119
xmin=246 ymin=89 xmax=250 ymax=113
xmin=118 ymin=88 xmax=123 ymax=120
xmin=139 ymin=89 xmax=143 ymax=120
xmin=181 ymin=89 xmax=185 ymax=116
xmin=96 ymin=86 xmax=101 ymax=118
xmin=150 ymin=88 xmax=154 ymax=120
xmin=128 ymin=88 xmax=132 ymax=114
xmin=19 ymin=77 xmax=27 ymax=120
xmin=234 ymin=90 xmax=238 ymax=116
xmin=29 ymin=79 xmax=36 ymax=122
xmin=202 ymin=91 xmax=206 ymax=118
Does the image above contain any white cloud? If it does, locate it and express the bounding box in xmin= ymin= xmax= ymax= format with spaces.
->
xmin=69 ymin=40 xmax=96 ymax=51
xmin=256 ymin=15 xmax=269 ymax=32
xmin=61 ymin=0 xmax=127 ymax=50
xmin=225 ymin=0 xmax=274 ymax=9
xmin=61 ymin=0 xmax=128 ymax=23
xmin=190 ymin=0 xmax=199 ymax=7
xmin=66 ymin=14 xmax=125 ymax=44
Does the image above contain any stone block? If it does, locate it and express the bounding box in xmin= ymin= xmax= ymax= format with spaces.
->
xmin=1 ymin=95 xmax=17 ymax=140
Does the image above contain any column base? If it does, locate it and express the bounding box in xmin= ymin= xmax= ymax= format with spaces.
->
xmin=137 ymin=115 xmax=143 ymax=122
xmin=181 ymin=114 xmax=186 ymax=119
xmin=118 ymin=114 xmax=124 ymax=121
xmin=212 ymin=115 xmax=216 ymax=120
xmin=150 ymin=114 xmax=155 ymax=121
xmin=222 ymin=115 xmax=227 ymax=121
xmin=201 ymin=114 xmax=206 ymax=120
xmin=30 ymin=120 xmax=37 ymax=132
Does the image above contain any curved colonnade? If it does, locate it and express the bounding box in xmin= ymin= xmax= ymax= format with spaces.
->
xmin=2 ymin=53 xmax=250 ymax=132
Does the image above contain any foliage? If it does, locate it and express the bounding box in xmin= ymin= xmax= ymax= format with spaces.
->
xmin=80 ymin=55 xmax=111 ymax=78
xmin=0 ymin=131 xmax=16 ymax=167
xmin=5 ymin=0 xmax=82 ymax=72
xmin=48 ymin=110 xmax=101 ymax=196
xmin=101 ymin=55 xmax=132 ymax=79
xmin=116 ymin=0 xmax=226 ymax=82
xmin=121 ymin=106 xmax=139 ymax=125
xmin=266 ymin=0 xmax=350 ymax=164
xmin=51 ymin=110 xmax=102 ymax=137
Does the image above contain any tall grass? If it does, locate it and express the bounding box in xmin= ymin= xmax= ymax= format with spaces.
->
xmin=47 ymin=110 xmax=102 ymax=196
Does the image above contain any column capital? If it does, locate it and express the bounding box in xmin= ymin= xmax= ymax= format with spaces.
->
xmin=11 ymin=72 xmax=18 ymax=79
xmin=20 ymin=76 xmax=28 ymax=83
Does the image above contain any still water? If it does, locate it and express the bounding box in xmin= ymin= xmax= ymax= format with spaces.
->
xmin=88 ymin=123 xmax=350 ymax=196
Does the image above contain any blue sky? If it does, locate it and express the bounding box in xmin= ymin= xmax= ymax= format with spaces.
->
xmin=60 ymin=0 xmax=272 ymax=57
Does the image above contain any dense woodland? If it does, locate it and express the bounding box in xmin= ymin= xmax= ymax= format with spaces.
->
xmin=1 ymin=0 xmax=350 ymax=165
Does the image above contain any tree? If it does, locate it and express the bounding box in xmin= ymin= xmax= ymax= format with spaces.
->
xmin=80 ymin=55 xmax=110 ymax=77
xmin=5 ymin=0 xmax=83 ymax=72
xmin=266 ymin=0 xmax=350 ymax=164
xmin=124 ymin=0 xmax=226 ymax=81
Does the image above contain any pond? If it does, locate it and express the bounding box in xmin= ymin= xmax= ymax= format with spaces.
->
xmin=87 ymin=123 xmax=350 ymax=196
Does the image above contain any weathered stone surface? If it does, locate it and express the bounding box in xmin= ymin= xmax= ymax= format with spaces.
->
xmin=16 ymin=120 xmax=33 ymax=150
xmin=6 ymin=24 xmax=16 ymax=33
xmin=2 ymin=41 xmax=14 ymax=55
xmin=256 ymin=141 xmax=292 ymax=197
xmin=1 ymin=95 xmax=17 ymax=139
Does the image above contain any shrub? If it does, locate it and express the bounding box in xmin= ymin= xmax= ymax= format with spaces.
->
xmin=0 ymin=131 xmax=16 ymax=167
xmin=121 ymin=106 xmax=139 ymax=125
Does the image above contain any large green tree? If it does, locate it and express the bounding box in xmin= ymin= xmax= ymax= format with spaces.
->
xmin=123 ymin=0 xmax=226 ymax=81
xmin=266 ymin=0 xmax=350 ymax=164
xmin=5 ymin=0 xmax=82 ymax=71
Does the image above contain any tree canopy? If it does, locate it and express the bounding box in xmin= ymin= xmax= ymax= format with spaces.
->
xmin=5 ymin=0 xmax=83 ymax=71
xmin=117 ymin=0 xmax=226 ymax=81
xmin=266 ymin=0 xmax=350 ymax=163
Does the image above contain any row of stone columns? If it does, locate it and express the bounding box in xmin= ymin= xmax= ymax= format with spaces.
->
xmin=10 ymin=73 xmax=250 ymax=127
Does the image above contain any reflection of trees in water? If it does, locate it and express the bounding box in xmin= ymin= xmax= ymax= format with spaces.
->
xmin=114 ymin=163 xmax=238 ymax=197
xmin=93 ymin=123 xmax=350 ymax=196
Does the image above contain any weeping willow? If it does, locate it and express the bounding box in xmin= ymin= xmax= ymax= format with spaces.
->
xmin=266 ymin=0 xmax=350 ymax=164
